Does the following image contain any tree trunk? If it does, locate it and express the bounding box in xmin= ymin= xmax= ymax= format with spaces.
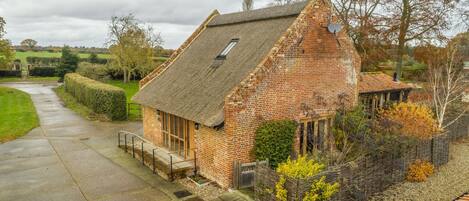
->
xmin=123 ymin=68 xmax=128 ymax=83
xmin=127 ymin=71 xmax=132 ymax=83
xmin=395 ymin=0 xmax=410 ymax=81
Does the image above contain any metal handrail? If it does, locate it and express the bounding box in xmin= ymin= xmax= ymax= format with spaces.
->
xmin=117 ymin=130 xmax=198 ymax=180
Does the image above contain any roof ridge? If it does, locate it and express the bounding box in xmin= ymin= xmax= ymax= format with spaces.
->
xmin=208 ymin=1 xmax=309 ymax=27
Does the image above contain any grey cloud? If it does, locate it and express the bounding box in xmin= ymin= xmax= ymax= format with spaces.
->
xmin=0 ymin=0 xmax=273 ymax=48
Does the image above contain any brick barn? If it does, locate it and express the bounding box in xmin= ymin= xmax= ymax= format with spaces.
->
xmin=132 ymin=0 xmax=410 ymax=188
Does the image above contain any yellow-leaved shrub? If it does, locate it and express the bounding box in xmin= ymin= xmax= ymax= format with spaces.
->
xmin=275 ymin=156 xmax=339 ymax=201
xmin=406 ymin=160 xmax=434 ymax=182
xmin=379 ymin=102 xmax=439 ymax=139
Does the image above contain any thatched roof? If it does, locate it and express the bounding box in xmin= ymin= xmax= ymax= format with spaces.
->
xmin=133 ymin=2 xmax=306 ymax=127
xmin=358 ymin=72 xmax=413 ymax=94
xmin=208 ymin=1 xmax=308 ymax=27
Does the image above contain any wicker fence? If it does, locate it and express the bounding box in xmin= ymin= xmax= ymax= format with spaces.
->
xmin=255 ymin=134 xmax=450 ymax=201
xmin=446 ymin=114 xmax=469 ymax=141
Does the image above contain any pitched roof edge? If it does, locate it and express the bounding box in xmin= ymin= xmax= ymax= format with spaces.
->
xmin=137 ymin=10 xmax=220 ymax=90
xmin=224 ymin=0 xmax=316 ymax=109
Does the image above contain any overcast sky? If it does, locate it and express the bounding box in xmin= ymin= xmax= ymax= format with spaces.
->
xmin=0 ymin=0 xmax=272 ymax=49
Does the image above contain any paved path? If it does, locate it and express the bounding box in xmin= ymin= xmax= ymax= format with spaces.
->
xmin=0 ymin=83 xmax=186 ymax=201
xmin=370 ymin=140 xmax=469 ymax=201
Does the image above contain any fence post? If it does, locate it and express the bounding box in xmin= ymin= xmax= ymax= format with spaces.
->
xmin=132 ymin=136 xmax=135 ymax=158
xmin=169 ymin=154 xmax=173 ymax=181
xmin=152 ymin=149 xmax=156 ymax=174
xmin=141 ymin=141 xmax=144 ymax=165
xmin=233 ymin=161 xmax=238 ymax=189
xmin=124 ymin=134 xmax=127 ymax=153
xmin=127 ymin=103 xmax=130 ymax=119
xmin=117 ymin=132 xmax=120 ymax=147
xmin=193 ymin=149 xmax=197 ymax=176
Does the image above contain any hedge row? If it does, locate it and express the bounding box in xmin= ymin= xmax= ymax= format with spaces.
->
xmin=26 ymin=57 xmax=109 ymax=66
xmin=0 ymin=70 xmax=21 ymax=77
xmin=64 ymin=73 xmax=126 ymax=120
xmin=29 ymin=67 xmax=56 ymax=77
xmin=26 ymin=57 xmax=61 ymax=66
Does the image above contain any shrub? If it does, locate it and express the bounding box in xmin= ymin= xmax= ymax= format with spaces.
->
xmin=26 ymin=57 xmax=61 ymax=66
xmin=379 ymin=102 xmax=439 ymax=139
xmin=333 ymin=105 xmax=371 ymax=150
xmin=77 ymin=62 xmax=109 ymax=81
xmin=406 ymin=160 xmax=434 ymax=182
xmin=275 ymin=156 xmax=339 ymax=201
xmin=254 ymin=120 xmax=298 ymax=168
xmin=277 ymin=156 xmax=325 ymax=179
xmin=0 ymin=70 xmax=21 ymax=77
xmin=64 ymin=73 xmax=126 ymax=120
xmin=29 ymin=67 xmax=56 ymax=77
xmin=57 ymin=46 xmax=79 ymax=82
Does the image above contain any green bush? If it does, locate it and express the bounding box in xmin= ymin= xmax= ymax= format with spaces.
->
xmin=76 ymin=62 xmax=109 ymax=81
xmin=64 ymin=73 xmax=126 ymax=120
xmin=0 ymin=70 xmax=21 ymax=77
xmin=29 ymin=67 xmax=56 ymax=77
xmin=254 ymin=120 xmax=298 ymax=168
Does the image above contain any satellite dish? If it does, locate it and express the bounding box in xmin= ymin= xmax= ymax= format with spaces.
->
xmin=327 ymin=23 xmax=342 ymax=35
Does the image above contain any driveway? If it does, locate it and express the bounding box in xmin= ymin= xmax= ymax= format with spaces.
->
xmin=0 ymin=83 xmax=185 ymax=201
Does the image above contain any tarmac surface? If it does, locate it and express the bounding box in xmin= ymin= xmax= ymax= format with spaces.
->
xmin=0 ymin=82 xmax=185 ymax=201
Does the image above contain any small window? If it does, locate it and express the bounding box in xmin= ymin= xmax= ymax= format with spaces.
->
xmin=217 ymin=39 xmax=239 ymax=59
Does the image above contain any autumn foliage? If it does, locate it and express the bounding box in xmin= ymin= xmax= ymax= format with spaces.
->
xmin=379 ymin=102 xmax=439 ymax=139
xmin=406 ymin=160 xmax=434 ymax=182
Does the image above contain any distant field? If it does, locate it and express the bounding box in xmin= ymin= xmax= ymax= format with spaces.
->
xmin=14 ymin=51 xmax=167 ymax=65
xmin=14 ymin=51 xmax=112 ymax=64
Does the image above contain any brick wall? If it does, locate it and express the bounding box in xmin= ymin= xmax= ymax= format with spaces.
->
xmin=195 ymin=126 xmax=231 ymax=186
xmin=142 ymin=106 xmax=163 ymax=146
xmin=140 ymin=0 xmax=361 ymax=189
xmin=221 ymin=0 xmax=361 ymax=188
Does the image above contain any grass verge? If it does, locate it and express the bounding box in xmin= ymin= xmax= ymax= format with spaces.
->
xmin=0 ymin=86 xmax=39 ymax=143
xmin=106 ymin=80 xmax=141 ymax=121
xmin=53 ymin=85 xmax=108 ymax=121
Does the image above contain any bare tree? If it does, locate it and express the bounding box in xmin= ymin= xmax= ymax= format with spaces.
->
xmin=243 ymin=0 xmax=254 ymax=11
xmin=459 ymin=0 xmax=469 ymax=29
xmin=382 ymin=0 xmax=457 ymax=81
xmin=332 ymin=0 xmax=388 ymax=70
xmin=0 ymin=17 xmax=5 ymax=39
xmin=428 ymin=40 xmax=467 ymax=130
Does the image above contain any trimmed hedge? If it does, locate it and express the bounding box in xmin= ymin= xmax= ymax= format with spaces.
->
xmin=64 ymin=73 xmax=126 ymax=120
xmin=29 ymin=67 xmax=56 ymax=77
xmin=254 ymin=120 xmax=298 ymax=168
xmin=26 ymin=57 xmax=61 ymax=66
xmin=0 ymin=70 xmax=21 ymax=77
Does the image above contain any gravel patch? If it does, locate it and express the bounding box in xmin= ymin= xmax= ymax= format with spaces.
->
xmin=177 ymin=177 xmax=226 ymax=200
xmin=370 ymin=139 xmax=469 ymax=201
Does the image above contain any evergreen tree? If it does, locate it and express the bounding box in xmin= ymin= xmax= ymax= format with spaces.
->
xmin=56 ymin=46 xmax=79 ymax=82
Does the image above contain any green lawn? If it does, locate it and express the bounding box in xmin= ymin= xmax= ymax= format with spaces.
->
xmin=0 ymin=76 xmax=59 ymax=83
xmin=0 ymin=86 xmax=39 ymax=143
xmin=15 ymin=51 xmax=112 ymax=65
xmin=106 ymin=80 xmax=141 ymax=121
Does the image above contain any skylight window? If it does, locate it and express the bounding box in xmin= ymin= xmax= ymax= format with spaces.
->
xmin=217 ymin=39 xmax=239 ymax=59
